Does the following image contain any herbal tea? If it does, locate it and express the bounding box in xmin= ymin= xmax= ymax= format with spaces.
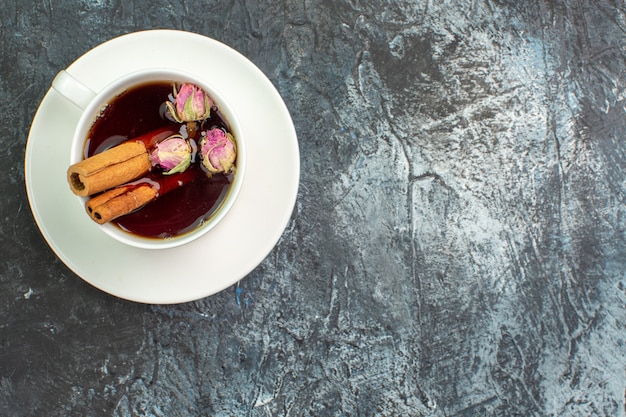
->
xmin=76 ymin=80 xmax=237 ymax=238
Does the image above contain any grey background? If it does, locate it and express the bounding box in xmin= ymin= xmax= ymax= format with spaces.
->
xmin=1 ymin=0 xmax=625 ymax=416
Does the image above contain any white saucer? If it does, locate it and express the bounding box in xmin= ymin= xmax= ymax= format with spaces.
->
xmin=24 ymin=30 xmax=300 ymax=304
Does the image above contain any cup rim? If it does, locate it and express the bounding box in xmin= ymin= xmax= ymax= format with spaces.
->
xmin=69 ymin=68 xmax=246 ymax=250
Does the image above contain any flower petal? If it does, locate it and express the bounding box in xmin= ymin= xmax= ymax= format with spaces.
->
xmin=200 ymin=129 xmax=237 ymax=174
xmin=175 ymin=84 xmax=194 ymax=116
xmin=149 ymin=135 xmax=193 ymax=175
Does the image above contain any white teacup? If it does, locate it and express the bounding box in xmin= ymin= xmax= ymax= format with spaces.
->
xmin=52 ymin=68 xmax=246 ymax=249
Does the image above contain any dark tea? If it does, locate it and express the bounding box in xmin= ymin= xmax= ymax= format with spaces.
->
xmin=85 ymin=81 xmax=234 ymax=238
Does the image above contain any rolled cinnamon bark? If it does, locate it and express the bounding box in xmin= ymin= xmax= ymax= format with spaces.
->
xmin=67 ymin=142 xmax=150 ymax=197
xmin=67 ymin=127 xmax=178 ymax=197
xmin=85 ymin=170 xmax=195 ymax=224
xmin=85 ymin=182 xmax=158 ymax=224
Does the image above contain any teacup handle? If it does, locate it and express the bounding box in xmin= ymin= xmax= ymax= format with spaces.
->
xmin=51 ymin=70 xmax=97 ymax=110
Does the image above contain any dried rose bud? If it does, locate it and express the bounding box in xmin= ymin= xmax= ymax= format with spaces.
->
xmin=149 ymin=134 xmax=193 ymax=175
xmin=199 ymin=128 xmax=236 ymax=175
xmin=165 ymin=83 xmax=212 ymax=123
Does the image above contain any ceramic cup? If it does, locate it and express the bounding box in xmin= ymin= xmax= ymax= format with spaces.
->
xmin=51 ymin=68 xmax=246 ymax=249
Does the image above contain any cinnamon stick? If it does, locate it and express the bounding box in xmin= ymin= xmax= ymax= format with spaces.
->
xmin=67 ymin=142 xmax=150 ymax=196
xmin=67 ymin=126 xmax=178 ymax=197
xmin=85 ymin=171 xmax=195 ymax=224
xmin=86 ymin=182 xmax=158 ymax=224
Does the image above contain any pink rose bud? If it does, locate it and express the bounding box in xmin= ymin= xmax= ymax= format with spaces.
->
xmin=166 ymin=83 xmax=212 ymax=123
xmin=199 ymin=128 xmax=237 ymax=175
xmin=149 ymin=134 xmax=193 ymax=175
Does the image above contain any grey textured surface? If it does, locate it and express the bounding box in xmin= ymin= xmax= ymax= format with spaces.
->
xmin=1 ymin=0 xmax=625 ymax=416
